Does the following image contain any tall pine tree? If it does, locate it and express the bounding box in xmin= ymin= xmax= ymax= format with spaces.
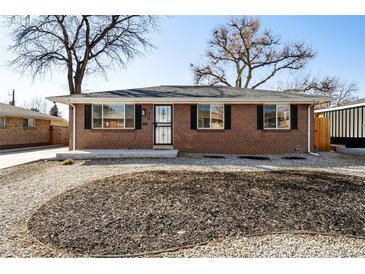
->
xmin=49 ymin=103 xmax=61 ymax=117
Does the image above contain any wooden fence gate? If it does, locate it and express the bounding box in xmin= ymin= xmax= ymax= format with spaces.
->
xmin=50 ymin=125 xmax=69 ymax=145
xmin=314 ymin=117 xmax=330 ymax=152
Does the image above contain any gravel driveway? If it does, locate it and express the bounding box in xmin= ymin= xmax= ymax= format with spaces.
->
xmin=0 ymin=152 xmax=365 ymax=257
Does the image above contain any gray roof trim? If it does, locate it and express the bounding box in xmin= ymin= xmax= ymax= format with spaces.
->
xmin=48 ymin=97 xmax=327 ymax=105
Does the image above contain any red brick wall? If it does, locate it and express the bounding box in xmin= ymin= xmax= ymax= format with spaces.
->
xmin=70 ymin=104 xmax=154 ymax=150
xmin=0 ymin=116 xmax=50 ymax=149
xmin=70 ymin=103 xmax=313 ymax=154
xmin=173 ymin=104 xmax=313 ymax=154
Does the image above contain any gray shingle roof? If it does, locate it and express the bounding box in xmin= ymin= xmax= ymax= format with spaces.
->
xmin=0 ymin=103 xmax=66 ymax=121
xmin=48 ymin=85 xmax=333 ymax=103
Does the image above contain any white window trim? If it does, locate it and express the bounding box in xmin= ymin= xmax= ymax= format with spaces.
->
xmin=0 ymin=116 xmax=5 ymax=127
xmin=24 ymin=118 xmax=36 ymax=128
xmin=197 ymin=103 xmax=225 ymax=130
xmin=263 ymin=104 xmax=291 ymax=130
xmin=92 ymin=103 xmax=135 ymax=129
xmin=29 ymin=118 xmax=36 ymax=127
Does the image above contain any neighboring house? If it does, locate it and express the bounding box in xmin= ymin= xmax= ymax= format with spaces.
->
xmin=315 ymin=98 xmax=365 ymax=148
xmin=48 ymin=85 xmax=331 ymax=154
xmin=0 ymin=103 xmax=68 ymax=149
xmin=50 ymin=117 xmax=69 ymax=127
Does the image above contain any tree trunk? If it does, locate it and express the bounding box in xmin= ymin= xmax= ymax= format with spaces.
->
xmin=73 ymin=69 xmax=85 ymax=94
xmin=67 ymin=68 xmax=75 ymax=94
xmin=235 ymin=62 xmax=243 ymax=88
xmin=235 ymin=77 xmax=242 ymax=88
xmin=74 ymin=77 xmax=82 ymax=94
xmin=244 ymin=68 xmax=252 ymax=88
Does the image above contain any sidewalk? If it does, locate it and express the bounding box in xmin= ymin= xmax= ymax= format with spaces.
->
xmin=0 ymin=146 xmax=68 ymax=169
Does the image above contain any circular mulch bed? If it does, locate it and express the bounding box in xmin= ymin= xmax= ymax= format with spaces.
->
xmin=27 ymin=170 xmax=365 ymax=256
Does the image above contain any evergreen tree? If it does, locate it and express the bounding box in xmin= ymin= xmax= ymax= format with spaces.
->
xmin=49 ymin=103 xmax=61 ymax=117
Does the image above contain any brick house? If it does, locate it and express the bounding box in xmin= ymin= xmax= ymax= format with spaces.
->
xmin=0 ymin=103 xmax=67 ymax=149
xmin=48 ymin=86 xmax=331 ymax=154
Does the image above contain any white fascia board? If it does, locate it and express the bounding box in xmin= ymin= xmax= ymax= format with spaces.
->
xmin=0 ymin=112 xmax=62 ymax=121
xmin=47 ymin=96 xmax=330 ymax=105
xmin=315 ymin=102 xmax=365 ymax=113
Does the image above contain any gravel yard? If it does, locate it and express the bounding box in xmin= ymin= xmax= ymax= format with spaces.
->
xmin=1 ymin=152 xmax=365 ymax=257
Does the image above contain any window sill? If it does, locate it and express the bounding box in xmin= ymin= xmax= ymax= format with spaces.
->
xmin=23 ymin=127 xmax=36 ymax=129
xmin=263 ymin=129 xmax=292 ymax=132
xmin=196 ymin=129 xmax=225 ymax=132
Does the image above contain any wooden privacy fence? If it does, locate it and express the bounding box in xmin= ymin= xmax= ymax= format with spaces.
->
xmin=50 ymin=125 xmax=69 ymax=145
xmin=314 ymin=117 xmax=330 ymax=152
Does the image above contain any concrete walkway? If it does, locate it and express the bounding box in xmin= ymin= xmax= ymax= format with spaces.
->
xmin=56 ymin=149 xmax=179 ymax=160
xmin=0 ymin=146 xmax=68 ymax=169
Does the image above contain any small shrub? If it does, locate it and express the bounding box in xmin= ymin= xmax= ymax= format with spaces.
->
xmin=62 ymin=159 xmax=74 ymax=165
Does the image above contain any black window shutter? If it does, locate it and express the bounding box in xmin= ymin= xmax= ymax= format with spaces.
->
xmin=190 ymin=105 xmax=197 ymax=130
xmin=291 ymin=105 xmax=298 ymax=130
xmin=84 ymin=104 xmax=92 ymax=129
xmin=135 ymin=104 xmax=142 ymax=129
xmin=257 ymin=105 xmax=264 ymax=130
xmin=224 ymin=105 xmax=231 ymax=130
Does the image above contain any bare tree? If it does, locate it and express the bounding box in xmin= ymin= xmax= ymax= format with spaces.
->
xmin=191 ymin=16 xmax=315 ymax=89
xmin=280 ymin=75 xmax=358 ymax=106
xmin=8 ymin=15 xmax=158 ymax=94
xmin=25 ymin=95 xmax=49 ymax=113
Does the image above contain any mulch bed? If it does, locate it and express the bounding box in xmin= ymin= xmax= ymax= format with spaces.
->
xmin=203 ymin=155 xmax=225 ymax=159
xmin=238 ymin=155 xmax=270 ymax=160
xmin=27 ymin=170 xmax=365 ymax=256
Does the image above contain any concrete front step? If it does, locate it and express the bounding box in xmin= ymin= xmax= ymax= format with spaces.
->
xmin=56 ymin=149 xmax=179 ymax=160
xmin=153 ymin=145 xmax=174 ymax=150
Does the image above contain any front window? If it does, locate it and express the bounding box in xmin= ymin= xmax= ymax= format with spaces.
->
xmin=92 ymin=104 xmax=135 ymax=129
xmin=23 ymin=118 xmax=36 ymax=128
xmin=0 ymin=116 xmax=5 ymax=127
xmin=264 ymin=104 xmax=290 ymax=129
xmin=103 ymin=104 xmax=124 ymax=128
xmin=92 ymin=105 xmax=102 ymax=128
xmin=198 ymin=104 xmax=224 ymax=129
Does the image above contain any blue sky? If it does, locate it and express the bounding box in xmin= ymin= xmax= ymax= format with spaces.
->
xmin=0 ymin=15 xmax=364 ymax=119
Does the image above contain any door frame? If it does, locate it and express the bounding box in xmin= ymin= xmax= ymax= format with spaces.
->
xmin=153 ymin=104 xmax=173 ymax=145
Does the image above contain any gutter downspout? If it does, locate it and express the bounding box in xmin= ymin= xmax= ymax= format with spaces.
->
xmin=308 ymin=102 xmax=319 ymax=156
xmin=69 ymin=102 xmax=76 ymax=151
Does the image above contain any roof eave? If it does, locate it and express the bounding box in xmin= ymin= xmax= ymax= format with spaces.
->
xmin=0 ymin=111 xmax=65 ymax=121
xmin=47 ymin=96 xmax=332 ymax=105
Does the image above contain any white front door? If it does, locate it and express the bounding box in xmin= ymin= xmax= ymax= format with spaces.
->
xmin=154 ymin=105 xmax=172 ymax=145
